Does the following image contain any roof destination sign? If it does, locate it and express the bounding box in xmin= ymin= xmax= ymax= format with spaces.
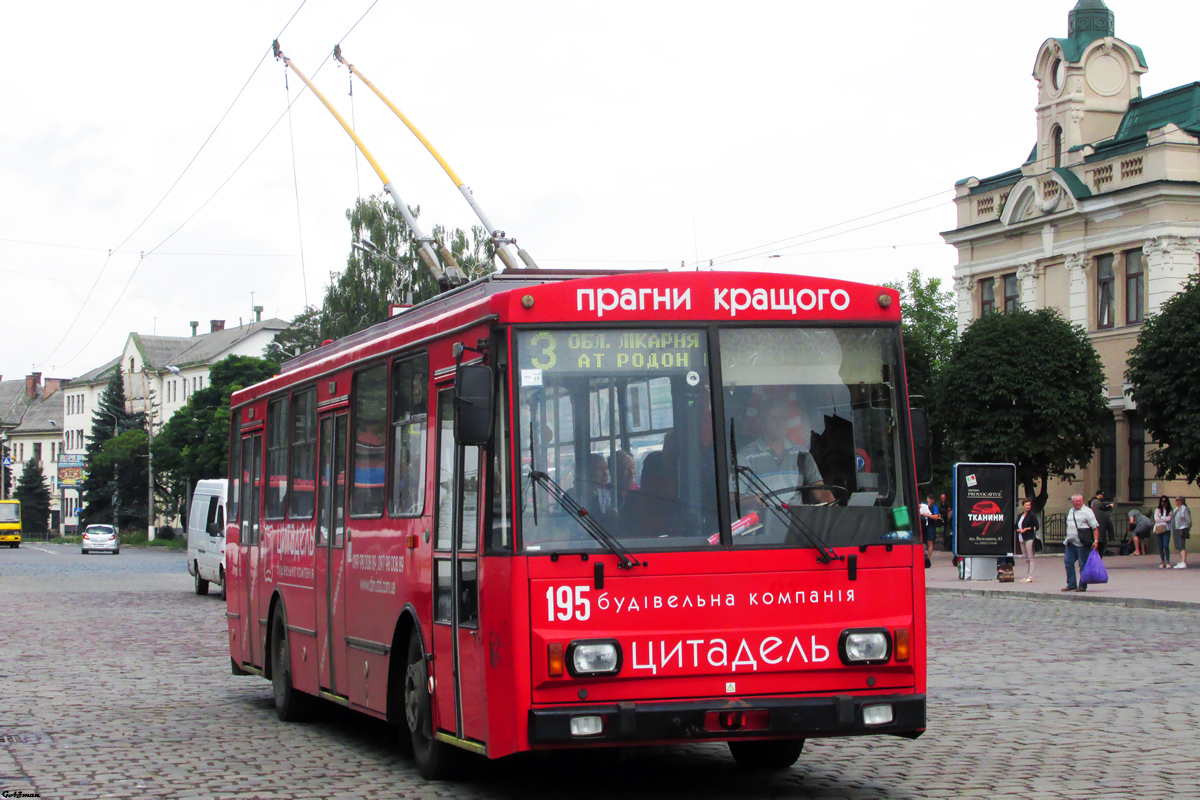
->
xmin=517 ymin=329 xmax=707 ymax=377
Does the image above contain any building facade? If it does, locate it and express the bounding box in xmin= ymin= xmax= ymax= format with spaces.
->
xmin=60 ymin=316 xmax=288 ymax=533
xmin=942 ymin=1 xmax=1200 ymax=526
xmin=0 ymin=374 xmax=66 ymax=528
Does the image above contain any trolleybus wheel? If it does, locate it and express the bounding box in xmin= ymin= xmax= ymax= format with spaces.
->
xmin=271 ymin=614 xmax=313 ymax=722
xmin=404 ymin=633 xmax=459 ymax=780
xmin=728 ymin=738 xmax=805 ymax=770
xmin=194 ymin=564 xmax=209 ymax=595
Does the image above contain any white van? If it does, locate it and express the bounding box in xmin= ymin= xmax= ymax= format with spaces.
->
xmin=187 ymin=479 xmax=227 ymax=596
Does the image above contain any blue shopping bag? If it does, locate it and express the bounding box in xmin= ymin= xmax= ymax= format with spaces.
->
xmin=1080 ymin=553 xmax=1109 ymax=584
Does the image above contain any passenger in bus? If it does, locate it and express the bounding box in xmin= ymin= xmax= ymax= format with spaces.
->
xmin=568 ymin=452 xmax=615 ymax=515
xmin=609 ymin=450 xmax=638 ymax=510
xmin=740 ymin=398 xmax=835 ymax=505
xmin=622 ymin=450 xmax=687 ymax=536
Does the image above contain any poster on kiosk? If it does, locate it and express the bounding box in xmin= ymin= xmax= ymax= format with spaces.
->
xmin=953 ymin=462 xmax=1017 ymax=558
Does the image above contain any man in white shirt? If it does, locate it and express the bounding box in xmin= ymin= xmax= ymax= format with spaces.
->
xmin=1064 ymin=494 xmax=1100 ymax=592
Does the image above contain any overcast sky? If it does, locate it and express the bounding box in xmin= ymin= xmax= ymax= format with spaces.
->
xmin=2 ymin=0 xmax=1196 ymax=380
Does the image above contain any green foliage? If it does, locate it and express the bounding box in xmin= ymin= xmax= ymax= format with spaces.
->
xmin=265 ymin=194 xmax=496 ymax=362
xmin=152 ymin=355 xmax=280 ymax=513
xmin=885 ymin=269 xmax=958 ymax=492
xmin=885 ymin=268 xmax=958 ymax=369
xmin=13 ymin=458 xmax=51 ymax=533
xmin=80 ymin=368 xmax=147 ymax=529
xmin=939 ymin=307 xmax=1109 ymax=511
xmin=1126 ymin=274 xmax=1200 ymax=483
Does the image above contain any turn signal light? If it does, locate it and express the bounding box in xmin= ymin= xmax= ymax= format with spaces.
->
xmin=405 ymin=533 xmax=418 ymax=549
xmin=894 ymin=628 xmax=910 ymax=661
xmin=547 ymin=642 xmax=565 ymax=677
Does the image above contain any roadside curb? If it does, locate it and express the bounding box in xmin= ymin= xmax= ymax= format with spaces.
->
xmin=927 ymin=585 xmax=1200 ymax=612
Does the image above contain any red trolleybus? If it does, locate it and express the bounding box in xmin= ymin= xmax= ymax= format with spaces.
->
xmin=225 ymin=269 xmax=928 ymax=778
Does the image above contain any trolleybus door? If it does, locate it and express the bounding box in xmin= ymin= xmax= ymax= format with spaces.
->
xmin=315 ymin=412 xmax=350 ymax=697
xmin=432 ymin=388 xmax=487 ymax=744
xmin=237 ymin=431 xmax=263 ymax=669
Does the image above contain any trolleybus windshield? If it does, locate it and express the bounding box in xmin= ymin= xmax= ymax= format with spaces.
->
xmin=514 ymin=325 xmax=909 ymax=553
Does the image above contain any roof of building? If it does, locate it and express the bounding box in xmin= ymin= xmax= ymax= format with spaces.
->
xmin=1086 ymin=82 xmax=1200 ymax=161
xmin=10 ymin=391 xmax=63 ymax=435
xmin=1054 ymin=0 xmax=1146 ymax=67
xmin=0 ymin=380 xmax=31 ymax=427
xmin=133 ymin=319 xmax=289 ymax=371
xmin=67 ymin=357 xmax=121 ymax=388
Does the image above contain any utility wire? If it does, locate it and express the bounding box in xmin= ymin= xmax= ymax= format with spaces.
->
xmin=37 ymin=0 xmax=311 ymax=370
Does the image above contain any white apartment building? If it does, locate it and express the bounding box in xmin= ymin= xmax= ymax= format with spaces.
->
xmin=60 ymin=316 xmax=289 ymax=532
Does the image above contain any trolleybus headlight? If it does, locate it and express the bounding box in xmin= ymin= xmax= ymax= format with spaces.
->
xmin=838 ymin=628 xmax=892 ymax=665
xmin=567 ymin=640 xmax=622 ymax=677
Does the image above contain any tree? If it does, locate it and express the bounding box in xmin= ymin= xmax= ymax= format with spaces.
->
xmin=265 ymin=194 xmax=496 ymax=362
xmin=13 ymin=458 xmax=51 ymax=533
xmin=79 ymin=368 xmax=147 ymax=530
xmin=1126 ymin=274 xmax=1200 ymax=482
xmin=938 ymin=308 xmax=1109 ymax=513
xmin=152 ymin=355 xmax=280 ymax=518
xmin=885 ymin=268 xmax=958 ymax=369
xmin=885 ymin=269 xmax=958 ymax=490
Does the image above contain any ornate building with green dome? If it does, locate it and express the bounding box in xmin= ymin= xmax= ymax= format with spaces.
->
xmin=942 ymin=0 xmax=1200 ymax=523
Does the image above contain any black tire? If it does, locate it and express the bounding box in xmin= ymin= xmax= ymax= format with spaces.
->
xmin=194 ymin=563 xmax=210 ymax=596
xmin=728 ymin=738 xmax=805 ymax=771
xmin=271 ymin=614 xmax=314 ymax=722
xmin=404 ymin=633 xmax=459 ymax=780
xmin=81 ymin=549 xmax=87 ymax=555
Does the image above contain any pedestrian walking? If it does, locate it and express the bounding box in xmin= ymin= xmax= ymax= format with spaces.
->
xmin=1063 ymin=494 xmax=1100 ymax=592
xmin=1153 ymin=496 xmax=1173 ymax=568
xmin=1015 ymin=498 xmax=1039 ymax=582
xmin=919 ymin=494 xmax=941 ymax=568
xmin=1127 ymin=508 xmax=1153 ymax=557
xmin=1172 ymin=496 xmax=1191 ymax=569
xmin=940 ymin=492 xmax=953 ymax=552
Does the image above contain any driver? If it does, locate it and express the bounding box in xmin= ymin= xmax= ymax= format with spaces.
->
xmin=741 ymin=398 xmax=834 ymax=505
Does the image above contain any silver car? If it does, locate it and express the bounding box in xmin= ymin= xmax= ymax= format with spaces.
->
xmin=81 ymin=524 xmax=120 ymax=555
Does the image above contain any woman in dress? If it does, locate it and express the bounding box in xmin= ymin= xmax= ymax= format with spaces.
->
xmin=1015 ymin=498 xmax=1039 ymax=582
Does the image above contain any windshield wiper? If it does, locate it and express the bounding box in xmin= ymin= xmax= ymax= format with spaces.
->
xmin=730 ymin=420 xmax=844 ymax=565
xmin=528 ymin=470 xmax=643 ymax=570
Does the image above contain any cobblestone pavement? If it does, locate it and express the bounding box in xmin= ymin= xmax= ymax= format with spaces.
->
xmin=1 ymin=544 xmax=1198 ymax=799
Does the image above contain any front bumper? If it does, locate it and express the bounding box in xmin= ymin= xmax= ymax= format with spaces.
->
xmin=529 ymin=693 xmax=925 ymax=746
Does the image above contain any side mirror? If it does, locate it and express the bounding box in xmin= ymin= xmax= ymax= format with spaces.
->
xmin=909 ymin=405 xmax=933 ymax=486
xmin=454 ymin=363 xmax=495 ymax=446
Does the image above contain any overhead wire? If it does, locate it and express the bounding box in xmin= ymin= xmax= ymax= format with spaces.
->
xmin=54 ymin=0 xmax=382 ymax=372
xmin=38 ymin=0 xmax=312 ymax=371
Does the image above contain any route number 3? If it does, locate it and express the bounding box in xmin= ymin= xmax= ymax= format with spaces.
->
xmin=547 ymin=585 xmax=590 ymax=621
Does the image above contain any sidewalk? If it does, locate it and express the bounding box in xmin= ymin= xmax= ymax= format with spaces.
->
xmin=925 ymin=547 xmax=1200 ymax=610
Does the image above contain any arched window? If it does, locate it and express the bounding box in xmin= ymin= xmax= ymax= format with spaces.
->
xmin=1051 ymin=125 xmax=1063 ymax=169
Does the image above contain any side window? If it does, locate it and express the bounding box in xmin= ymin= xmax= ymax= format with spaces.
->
xmin=265 ymin=397 xmax=289 ymax=519
xmin=288 ymin=388 xmax=317 ymax=518
xmin=205 ymin=497 xmax=220 ymax=535
xmin=350 ymin=365 xmax=388 ymax=517
xmin=228 ymin=412 xmax=240 ymax=522
xmin=390 ymin=353 xmax=429 ymax=517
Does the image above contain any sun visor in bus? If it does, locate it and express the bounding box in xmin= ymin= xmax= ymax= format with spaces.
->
xmin=719 ymin=329 xmax=887 ymax=386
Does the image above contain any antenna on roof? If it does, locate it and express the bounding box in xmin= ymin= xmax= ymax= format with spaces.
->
xmin=333 ymin=45 xmax=538 ymax=272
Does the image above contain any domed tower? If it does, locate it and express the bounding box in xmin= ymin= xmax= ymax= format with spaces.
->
xmin=1031 ymin=0 xmax=1146 ymax=172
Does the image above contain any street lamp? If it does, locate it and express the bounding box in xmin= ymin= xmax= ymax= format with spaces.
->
xmin=96 ymin=408 xmax=122 ymax=534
